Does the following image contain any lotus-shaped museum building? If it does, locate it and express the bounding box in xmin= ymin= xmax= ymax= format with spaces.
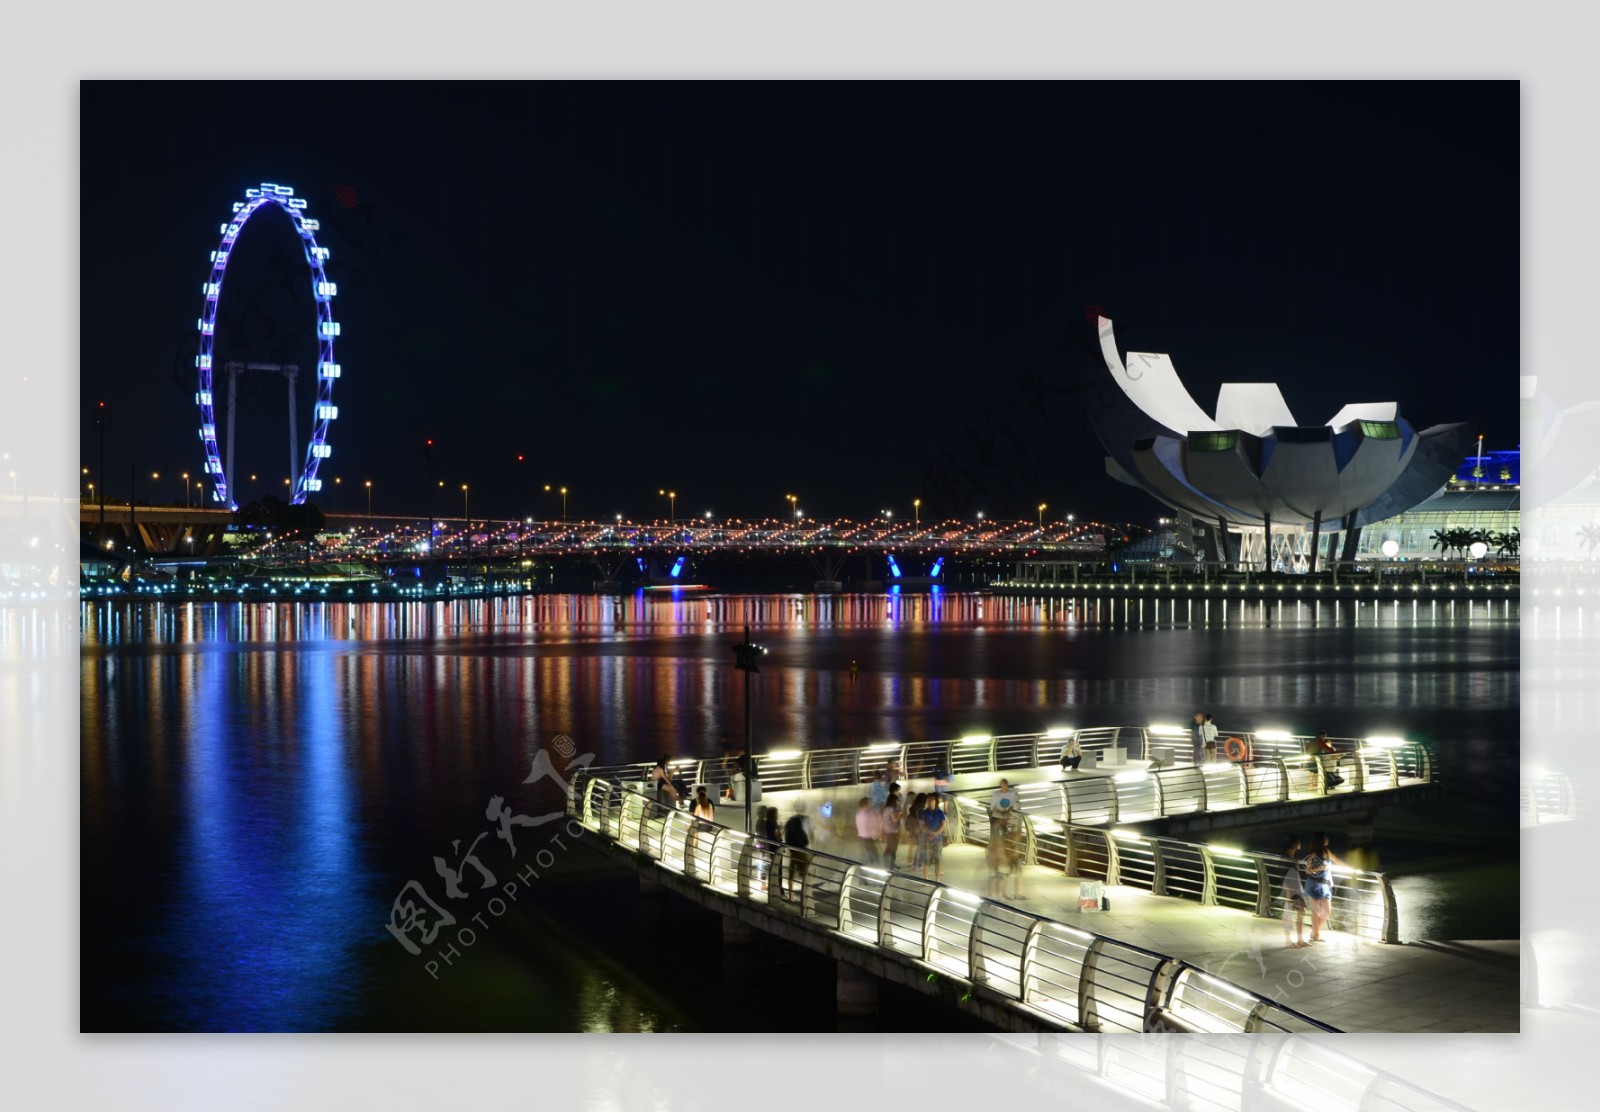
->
xmin=1086 ymin=316 xmax=1471 ymax=566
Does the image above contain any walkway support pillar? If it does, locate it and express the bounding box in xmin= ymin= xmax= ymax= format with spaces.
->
xmin=836 ymin=960 xmax=879 ymax=1016
xmin=722 ymin=914 xmax=755 ymax=945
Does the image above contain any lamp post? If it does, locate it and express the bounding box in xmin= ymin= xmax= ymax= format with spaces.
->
xmin=659 ymin=488 xmax=677 ymax=522
xmin=1038 ymin=502 xmax=1047 ymax=528
xmin=561 ymin=486 xmax=568 ymax=522
xmin=94 ymin=401 xmax=110 ymax=550
xmin=462 ymin=484 xmax=470 ymax=579
xmin=365 ymin=480 xmax=372 ymax=517
xmin=785 ymin=493 xmax=797 ymax=524
xmin=913 ymin=498 xmax=921 ymax=526
xmin=182 ymin=472 xmax=190 ymax=510
xmin=731 ymin=624 xmax=767 ymax=833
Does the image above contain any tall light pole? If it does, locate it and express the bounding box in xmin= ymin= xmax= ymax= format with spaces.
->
xmin=659 ymin=488 xmax=677 ymax=522
xmin=913 ymin=498 xmax=921 ymax=526
xmin=462 ymin=484 xmax=470 ymax=575
xmin=182 ymin=471 xmax=190 ymax=510
xmin=786 ymin=493 xmax=797 ymax=523
xmin=1038 ymin=502 xmax=1047 ymax=528
xmin=561 ymin=486 xmax=568 ymax=522
xmin=365 ymin=480 xmax=372 ymax=517
xmin=94 ymin=401 xmax=110 ymax=550
xmin=731 ymin=625 xmax=767 ymax=833
xmin=515 ymin=453 xmax=526 ymax=523
xmin=424 ymin=438 xmax=436 ymax=548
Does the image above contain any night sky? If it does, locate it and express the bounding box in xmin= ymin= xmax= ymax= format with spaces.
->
xmin=79 ymin=81 xmax=1519 ymax=525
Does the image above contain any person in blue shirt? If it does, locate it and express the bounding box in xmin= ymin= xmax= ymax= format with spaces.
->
xmin=920 ymin=797 xmax=947 ymax=882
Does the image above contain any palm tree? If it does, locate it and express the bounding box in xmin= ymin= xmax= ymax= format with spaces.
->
xmin=1431 ymin=529 xmax=1453 ymax=559
xmin=1580 ymin=524 xmax=1600 ymax=559
xmin=1492 ymin=529 xmax=1520 ymax=559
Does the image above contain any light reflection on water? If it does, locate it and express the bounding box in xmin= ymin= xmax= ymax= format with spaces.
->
xmin=79 ymin=592 xmax=1518 ymax=1030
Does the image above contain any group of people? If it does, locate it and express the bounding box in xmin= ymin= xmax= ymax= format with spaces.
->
xmin=855 ymin=767 xmax=952 ymax=881
xmin=1279 ymin=831 xmax=1347 ymax=947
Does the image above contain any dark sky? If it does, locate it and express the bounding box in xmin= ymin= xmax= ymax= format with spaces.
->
xmin=80 ymin=81 xmax=1519 ymax=525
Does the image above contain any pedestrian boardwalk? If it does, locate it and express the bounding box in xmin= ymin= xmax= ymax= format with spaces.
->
xmin=573 ymin=770 xmax=1516 ymax=1033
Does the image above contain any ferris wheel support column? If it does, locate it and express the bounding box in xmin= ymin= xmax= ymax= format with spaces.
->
xmin=286 ymin=366 xmax=299 ymax=496
xmin=226 ymin=366 xmax=238 ymax=506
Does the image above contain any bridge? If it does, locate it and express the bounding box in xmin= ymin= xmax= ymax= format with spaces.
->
xmin=565 ymin=726 xmax=1516 ymax=1034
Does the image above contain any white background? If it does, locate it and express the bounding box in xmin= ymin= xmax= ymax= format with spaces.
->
xmin=2 ymin=2 xmax=1592 ymax=1108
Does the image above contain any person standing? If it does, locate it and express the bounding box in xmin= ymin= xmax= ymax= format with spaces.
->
xmin=989 ymin=779 xmax=1025 ymax=900
xmin=867 ymin=768 xmax=890 ymax=810
xmin=905 ymin=792 xmax=928 ymax=874
xmin=1201 ymin=714 xmax=1219 ymax=763
xmin=650 ymin=754 xmax=680 ymax=809
xmin=1281 ymin=838 xmax=1309 ymax=948
xmin=691 ymin=787 xmax=717 ymax=868
xmin=855 ymin=797 xmax=881 ymax=866
xmin=783 ymin=808 xmax=813 ymax=903
xmin=920 ymin=795 xmax=948 ymax=883
xmin=881 ymin=787 xmax=903 ymax=868
xmin=1302 ymin=830 xmax=1348 ymax=942
xmin=1191 ymin=711 xmax=1206 ymax=765
xmin=757 ymin=805 xmax=780 ymax=892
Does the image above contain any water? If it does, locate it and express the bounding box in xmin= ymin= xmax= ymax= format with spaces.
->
xmin=79 ymin=591 xmax=1518 ymax=1031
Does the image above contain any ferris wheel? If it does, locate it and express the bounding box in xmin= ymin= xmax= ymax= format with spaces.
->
xmin=194 ymin=182 xmax=341 ymax=511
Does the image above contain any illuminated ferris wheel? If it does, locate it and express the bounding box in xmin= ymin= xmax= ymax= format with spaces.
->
xmin=194 ymin=182 xmax=341 ymax=511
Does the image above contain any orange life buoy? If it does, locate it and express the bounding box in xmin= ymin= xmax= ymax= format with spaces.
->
xmin=1224 ymin=736 xmax=1248 ymax=762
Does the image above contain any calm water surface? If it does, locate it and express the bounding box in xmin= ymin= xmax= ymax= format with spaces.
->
xmin=80 ymin=591 xmax=1518 ymax=1031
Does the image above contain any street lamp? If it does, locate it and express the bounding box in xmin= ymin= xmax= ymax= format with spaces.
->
xmin=731 ymin=625 xmax=768 ymax=833
xmin=913 ymin=498 xmax=921 ymax=526
xmin=365 ymin=480 xmax=372 ymax=517
xmin=1038 ymin=502 xmax=1047 ymax=528
xmin=182 ymin=472 xmax=190 ymax=510
xmin=785 ymin=493 xmax=797 ymax=522
xmin=561 ymin=486 xmax=568 ymax=521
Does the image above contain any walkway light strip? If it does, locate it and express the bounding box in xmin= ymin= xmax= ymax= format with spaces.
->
xmin=1255 ymin=730 xmax=1295 ymax=741
xmin=960 ymin=734 xmax=992 ymax=745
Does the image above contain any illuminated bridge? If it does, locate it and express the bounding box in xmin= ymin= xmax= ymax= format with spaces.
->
xmin=79 ymin=505 xmax=1113 ymax=565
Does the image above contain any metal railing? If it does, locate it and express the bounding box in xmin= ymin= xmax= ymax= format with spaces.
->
xmin=587 ymin=727 xmax=1437 ymax=822
xmin=1522 ymin=771 xmax=1579 ymax=826
xmin=570 ymin=773 xmax=1337 ymax=1034
xmin=945 ymin=795 xmax=1399 ymax=944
